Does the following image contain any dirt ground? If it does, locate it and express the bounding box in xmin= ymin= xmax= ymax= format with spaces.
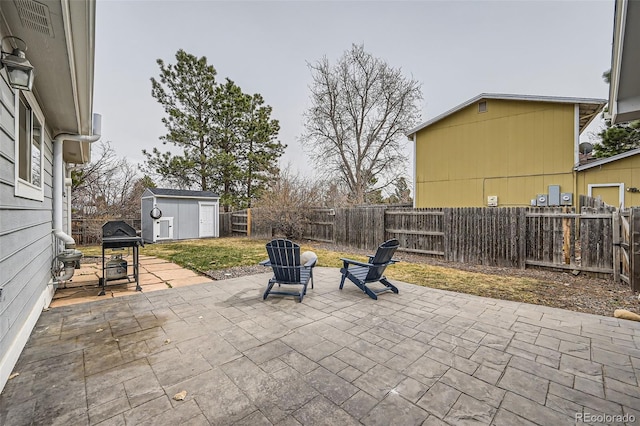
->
xmin=208 ymin=243 xmax=640 ymax=318
xmin=401 ymin=252 xmax=640 ymax=318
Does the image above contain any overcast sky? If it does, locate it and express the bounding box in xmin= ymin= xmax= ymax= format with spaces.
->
xmin=94 ymin=0 xmax=615 ymax=181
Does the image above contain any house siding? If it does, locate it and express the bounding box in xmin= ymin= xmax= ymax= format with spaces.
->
xmin=0 ymin=75 xmax=56 ymax=378
xmin=415 ymin=99 xmax=576 ymax=207
xmin=577 ymin=154 xmax=640 ymax=208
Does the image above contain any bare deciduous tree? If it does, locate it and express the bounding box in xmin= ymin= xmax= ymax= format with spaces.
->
xmin=302 ymin=44 xmax=422 ymax=204
xmin=72 ymin=141 xmax=142 ymax=217
xmin=252 ymin=166 xmax=324 ymax=239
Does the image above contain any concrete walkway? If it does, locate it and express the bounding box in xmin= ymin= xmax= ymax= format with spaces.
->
xmin=1 ymin=267 xmax=639 ymax=425
xmin=50 ymin=255 xmax=212 ymax=308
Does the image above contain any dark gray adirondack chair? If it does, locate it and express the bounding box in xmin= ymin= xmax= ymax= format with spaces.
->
xmin=260 ymin=239 xmax=315 ymax=302
xmin=339 ymin=239 xmax=400 ymax=300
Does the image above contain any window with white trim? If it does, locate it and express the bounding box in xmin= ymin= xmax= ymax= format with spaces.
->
xmin=15 ymin=91 xmax=44 ymax=201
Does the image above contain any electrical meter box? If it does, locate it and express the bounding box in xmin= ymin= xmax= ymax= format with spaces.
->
xmin=536 ymin=194 xmax=548 ymax=207
xmin=487 ymin=195 xmax=498 ymax=207
xmin=560 ymin=193 xmax=573 ymax=206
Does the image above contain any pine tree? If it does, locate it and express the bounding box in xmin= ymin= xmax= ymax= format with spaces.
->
xmin=594 ymin=69 xmax=640 ymax=158
xmin=143 ymin=50 xmax=284 ymax=210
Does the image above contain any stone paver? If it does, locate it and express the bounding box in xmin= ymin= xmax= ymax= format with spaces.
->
xmin=2 ymin=267 xmax=640 ymax=425
xmin=50 ymin=256 xmax=203 ymax=307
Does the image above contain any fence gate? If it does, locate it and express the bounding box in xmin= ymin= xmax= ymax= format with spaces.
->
xmin=617 ymin=208 xmax=640 ymax=292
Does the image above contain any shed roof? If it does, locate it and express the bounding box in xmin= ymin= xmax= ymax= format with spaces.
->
xmin=406 ymin=93 xmax=606 ymax=138
xmin=146 ymin=188 xmax=219 ymax=198
xmin=575 ymin=147 xmax=640 ymax=171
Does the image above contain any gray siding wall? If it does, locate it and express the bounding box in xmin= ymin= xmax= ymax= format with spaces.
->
xmin=0 ymin=76 xmax=55 ymax=362
xmin=177 ymin=200 xmax=199 ymax=239
xmin=156 ymin=199 xmax=179 ymax=240
xmin=141 ymin=197 xmax=154 ymax=243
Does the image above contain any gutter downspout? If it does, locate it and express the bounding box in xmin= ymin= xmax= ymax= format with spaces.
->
xmin=53 ymin=113 xmax=101 ymax=248
xmin=66 ymin=167 xmax=73 ymax=239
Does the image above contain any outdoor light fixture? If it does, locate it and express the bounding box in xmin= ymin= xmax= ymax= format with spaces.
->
xmin=0 ymin=36 xmax=34 ymax=91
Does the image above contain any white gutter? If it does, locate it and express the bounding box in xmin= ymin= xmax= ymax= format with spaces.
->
xmin=66 ymin=168 xmax=73 ymax=239
xmin=412 ymin=133 xmax=417 ymax=208
xmin=52 ymin=114 xmax=101 ymax=248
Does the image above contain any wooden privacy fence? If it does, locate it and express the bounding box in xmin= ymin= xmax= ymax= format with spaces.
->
xmin=72 ymin=218 xmax=141 ymax=245
xmin=384 ymin=207 xmax=616 ymax=273
xmin=220 ymin=205 xmax=640 ymax=291
xmin=219 ymin=210 xmax=252 ymax=237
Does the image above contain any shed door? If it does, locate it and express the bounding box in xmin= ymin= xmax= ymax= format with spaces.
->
xmin=154 ymin=217 xmax=174 ymax=241
xmin=199 ymin=202 xmax=218 ymax=238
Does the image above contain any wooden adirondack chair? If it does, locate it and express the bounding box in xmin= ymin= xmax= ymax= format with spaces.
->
xmin=260 ymin=239 xmax=316 ymax=302
xmin=339 ymin=239 xmax=400 ymax=300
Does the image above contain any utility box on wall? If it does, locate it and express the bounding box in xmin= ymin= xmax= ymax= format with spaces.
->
xmin=536 ymin=194 xmax=548 ymax=207
xmin=487 ymin=195 xmax=498 ymax=207
xmin=560 ymin=193 xmax=573 ymax=206
xmin=548 ymin=185 xmax=561 ymax=206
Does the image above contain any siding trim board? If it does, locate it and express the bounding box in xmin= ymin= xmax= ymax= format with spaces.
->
xmin=0 ymin=205 xmax=52 ymax=211
xmin=1 ymin=233 xmax=51 ymax=284
xmin=0 ymin=150 xmax=12 ymax=163
xmin=0 ymin=219 xmax=49 ymax=237
xmin=574 ymin=104 xmax=580 ymax=166
xmin=588 ymin=183 xmax=625 ymax=209
xmin=412 ymin=133 xmax=417 ymax=209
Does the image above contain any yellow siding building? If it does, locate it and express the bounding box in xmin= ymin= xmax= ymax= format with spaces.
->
xmin=576 ymin=148 xmax=640 ymax=208
xmin=408 ymin=94 xmax=605 ymax=207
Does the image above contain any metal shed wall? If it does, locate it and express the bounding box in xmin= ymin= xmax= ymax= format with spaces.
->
xmin=141 ymin=192 xmax=219 ymax=243
xmin=141 ymin=197 xmax=154 ymax=243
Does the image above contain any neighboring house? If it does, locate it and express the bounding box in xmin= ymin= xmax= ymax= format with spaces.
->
xmin=575 ymin=148 xmax=640 ymax=209
xmin=609 ymin=0 xmax=640 ymax=124
xmin=0 ymin=1 xmax=98 ymax=392
xmin=141 ymin=188 xmax=220 ymax=243
xmin=407 ymin=93 xmax=605 ymax=208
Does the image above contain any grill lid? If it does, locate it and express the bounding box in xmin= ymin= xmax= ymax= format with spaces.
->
xmin=102 ymin=221 xmax=137 ymax=238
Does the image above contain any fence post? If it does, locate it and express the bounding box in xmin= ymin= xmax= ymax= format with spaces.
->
xmin=247 ymin=208 xmax=252 ymax=238
xmin=613 ymin=210 xmax=620 ymax=284
xmin=631 ymin=208 xmax=640 ymax=292
xmin=518 ymin=208 xmax=527 ymax=269
xmin=562 ymin=208 xmax=571 ymax=264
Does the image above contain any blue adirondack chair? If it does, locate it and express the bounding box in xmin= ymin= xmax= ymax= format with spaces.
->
xmin=339 ymin=239 xmax=400 ymax=300
xmin=260 ymin=239 xmax=316 ymax=302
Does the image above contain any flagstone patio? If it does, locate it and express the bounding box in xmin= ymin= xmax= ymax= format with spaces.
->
xmin=1 ymin=266 xmax=639 ymax=425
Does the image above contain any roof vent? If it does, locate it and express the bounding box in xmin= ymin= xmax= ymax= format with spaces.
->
xmin=15 ymin=0 xmax=54 ymax=37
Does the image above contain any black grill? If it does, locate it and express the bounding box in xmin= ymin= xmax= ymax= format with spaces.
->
xmin=100 ymin=221 xmax=144 ymax=295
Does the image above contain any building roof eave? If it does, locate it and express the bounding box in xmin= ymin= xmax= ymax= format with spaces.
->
xmin=407 ymin=93 xmax=606 ymax=138
xmin=575 ymin=147 xmax=640 ymax=171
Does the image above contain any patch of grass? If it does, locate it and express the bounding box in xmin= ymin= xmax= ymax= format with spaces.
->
xmin=81 ymin=238 xmax=266 ymax=273
xmin=386 ymin=263 xmax=542 ymax=304
xmin=78 ymin=237 xmax=549 ymax=304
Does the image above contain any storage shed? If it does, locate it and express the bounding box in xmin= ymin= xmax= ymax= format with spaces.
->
xmin=141 ymin=188 xmax=220 ymax=243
